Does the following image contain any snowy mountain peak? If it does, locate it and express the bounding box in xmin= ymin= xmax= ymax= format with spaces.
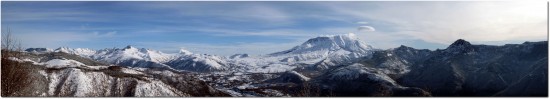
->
xmin=124 ymin=45 xmax=137 ymax=50
xmin=397 ymin=45 xmax=409 ymax=48
xmin=229 ymin=54 xmax=249 ymax=59
xmin=257 ymin=33 xmax=375 ymax=70
xmin=139 ymin=48 xmax=149 ymax=53
xmin=318 ymin=33 xmax=357 ymax=38
xmin=450 ymin=39 xmax=471 ymax=47
xmin=49 ymin=47 xmax=97 ymax=56
xmin=395 ymin=45 xmax=414 ymax=51
xmin=54 ymin=47 xmax=71 ymax=53
xmin=272 ymin=33 xmax=373 ymax=55
xmin=312 ymin=33 xmax=359 ymax=43
xmin=446 ymin=39 xmax=475 ymax=53
xmin=347 ymin=32 xmax=356 ymax=37
xmin=179 ymin=48 xmax=193 ymax=55
xmin=447 ymin=39 xmax=473 ymax=49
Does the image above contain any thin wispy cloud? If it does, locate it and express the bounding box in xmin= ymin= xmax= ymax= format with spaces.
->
xmin=2 ymin=1 xmax=546 ymax=56
xmin=92 ymin=31 xmax=117 ymax=37
xmin=121 ymin=2 xmax=295 ymax=26
xmin=14 ymin=30 xmax=119 ymax=48
xmin=357 ymin=26 xmax=375 ymax=32
xmin=356 ymin=21 xmax=369 ymax=24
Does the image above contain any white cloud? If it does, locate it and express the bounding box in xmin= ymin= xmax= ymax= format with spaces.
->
xmin=357 ymin=26 xmax=375 ymax=32
xmin=2 ymin=10 xmax=107 ymax=22
xmin=13 ymin=30 xmax=119 ymax=48
xmin=127 ymin=2 xmax=294 ymax=26
xmin=234 ymin=5 xmax=291 ymax=24
xmin=356 ymin=21 xmax=369 ymax=24
xmin=91 ymin=31 xmax=117 ymax=37
xmin=103 ymin=31 xmax=117 ymax=37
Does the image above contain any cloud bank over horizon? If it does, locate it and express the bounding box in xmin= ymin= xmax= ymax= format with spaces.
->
xmin=2 ymin=1 xmax=547 ymax=56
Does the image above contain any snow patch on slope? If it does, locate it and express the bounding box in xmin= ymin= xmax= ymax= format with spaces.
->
xmin=44 ymin=59 xmax=86 ymax=68
xmin=327 ymin=63 xmax=397 ymax=85
xmin=134 ymin=80 xmax=184 ymax=96
xmin=288 ymin=71 xmax=310 ymax=81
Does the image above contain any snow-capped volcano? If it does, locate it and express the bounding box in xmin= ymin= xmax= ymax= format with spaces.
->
xmin=268 ymin=33 xmax=376 ymax=69
xmin=225 ymin=33 xmax=377 ymax=73
xmin=271 ymin=33 xmax=374 ymax=56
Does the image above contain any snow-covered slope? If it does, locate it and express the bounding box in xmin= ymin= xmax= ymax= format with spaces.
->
xmin=326 ymin=63 xmax=396 ymax=84
xmin=165 ymin=53 xmax=228 ymax=72
xmin=44 ymin=67 xmax=186 ymax=97
xmin=271 ymin=33 xmax=373 ymax=56
xmin=86 ymin=46 xmax=179 ymax=63
xmin=43 ymin=59 xmax=86 ymax=68
xmin=45 ymin=46 xmax=227 ymax=72
xmin=55 ymin=47 xmax=97 ymax=56
xmin=5 ymin=53 xmax=230 ymax=97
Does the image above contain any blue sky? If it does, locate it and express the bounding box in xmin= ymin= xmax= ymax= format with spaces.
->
xmin=2 ymin=1 xmax=547 ymax=56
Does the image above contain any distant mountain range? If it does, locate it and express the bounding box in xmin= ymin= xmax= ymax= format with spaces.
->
xmin=16 ymin=33 xmax=547 ymax=97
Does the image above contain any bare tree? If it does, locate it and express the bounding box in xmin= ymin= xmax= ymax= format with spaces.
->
xmin=1 ymin=28 xmax=32 ymax=96
xmin=1 ymin=28 xmax=23 ymax=58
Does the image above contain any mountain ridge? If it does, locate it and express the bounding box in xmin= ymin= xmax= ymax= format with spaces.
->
xmin=18 ymin=34 xmax=548 ymax=97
